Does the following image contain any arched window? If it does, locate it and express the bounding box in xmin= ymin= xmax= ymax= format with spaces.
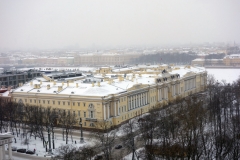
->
xmin=88 ymin=104 xmax=95 ymax=118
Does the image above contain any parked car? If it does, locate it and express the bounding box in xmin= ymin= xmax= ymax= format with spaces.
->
xmin=7 ymin=146 xmax=17 ymax=151
xmin=11 ymin=146 xmax=17 ymax=151
xmin=94 ymin=155 xmax=103 ymax=160
xmin=17 ymin=148 xmax=26 ymax=153
xmin=26 ymin=150 xmax=35 ymax=154
xmin=115 ymin=145 xmax=122 ymax=149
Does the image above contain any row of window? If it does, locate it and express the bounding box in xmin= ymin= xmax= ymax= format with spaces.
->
xmin=119 ymin=105 xmax=127 ymax=114
xmin=21 ymin=99 xmax=86 ymax=107
xmin=120 ymin=97 xmax=127 ymax=102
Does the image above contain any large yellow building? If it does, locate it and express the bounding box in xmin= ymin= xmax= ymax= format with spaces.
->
xmin=12 ymin=65 xmax=207 ymax=129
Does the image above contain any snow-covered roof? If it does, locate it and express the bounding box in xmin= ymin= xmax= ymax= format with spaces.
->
xmin=13 ymin=65 xmax=206 ymax=97
xmin=192 ymin=58 xmax=204 ymax=61
xmin=224 ymin=54 xmax=240 ymax=59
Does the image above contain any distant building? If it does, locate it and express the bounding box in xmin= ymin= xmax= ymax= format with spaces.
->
xmin=192 ymin=54 xmax=240 ymax=66
xmin=74 ymin=53 xmax=140 ymax=66
xmin=0 ymin=57 xmax=10 ymax=64
xmin=0 ymin=70 xmax=41 ymax=88
xmin=223 ymin=54 xmax=240 ymax=66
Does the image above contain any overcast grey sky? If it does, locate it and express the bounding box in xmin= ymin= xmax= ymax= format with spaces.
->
xmin=0 ymin=0 xmax=240 ymax=50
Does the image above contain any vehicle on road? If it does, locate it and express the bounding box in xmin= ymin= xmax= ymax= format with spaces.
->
xmin=17 ymin=148 xmax=26 ymax=153
xmin=26 ymin=149 xmax=35 ymax=154
xmin=7 ymin=146 xmax=17 ymax=151
xmin=94 ymin=155 xmax=103 ymax=160
xmin=11 ymin=146 xmax=17 ymax=151
xmin=115 ymin=145 xmax=122 ymax=149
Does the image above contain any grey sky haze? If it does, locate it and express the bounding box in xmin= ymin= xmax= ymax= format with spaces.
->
xmin=0 ymin=0 xmax=240 ymax=50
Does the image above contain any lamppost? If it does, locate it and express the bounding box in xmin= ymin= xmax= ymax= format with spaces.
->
xmin=51 ymin=114 xmax=58 ymax=150
xmin=79 ymin=118 xmax=84 ymax=143
xmin=47 ymin=126 xmax=52 ymax=154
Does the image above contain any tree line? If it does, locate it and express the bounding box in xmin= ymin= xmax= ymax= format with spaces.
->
xmin=131 ymin=52 xmax=198 ymax=65
xmin=0 ymin=99 xmax=78 ymax=151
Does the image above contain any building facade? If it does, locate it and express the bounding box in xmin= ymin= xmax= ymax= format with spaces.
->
xmin=192 ymin=54 xmax=240 ymax=66
xmin=0 ymin=71 xmax=41 ymax=88
xmin=12 ymin=65 xmax=207 ymax=129
xmin=74 ymin=53 xmax=140 ymax=66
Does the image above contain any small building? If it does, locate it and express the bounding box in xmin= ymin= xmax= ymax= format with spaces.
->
xmin=0 ymin=133 xmax=14 ymax=160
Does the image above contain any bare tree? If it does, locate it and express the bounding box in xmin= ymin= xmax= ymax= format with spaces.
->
xmin=92 ymin=120 xmax=116 ymax=160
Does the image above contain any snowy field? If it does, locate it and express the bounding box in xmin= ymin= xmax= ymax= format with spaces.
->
xmin=2 ymin=129 xmax=96 ymax=160
xmin=206 ymin=68 xmax=240 ymax=83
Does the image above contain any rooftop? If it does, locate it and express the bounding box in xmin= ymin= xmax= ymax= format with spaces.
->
xmin=13 ymin=65 xmax=206 ymax=97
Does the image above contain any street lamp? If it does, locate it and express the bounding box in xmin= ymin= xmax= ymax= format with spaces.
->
xmin=79 ymin=118 xmax=84 ymax=143
xmin=51 ymin=114 xmax=58 ymax=150
xmin=47 ymin=126 xmax=52 ymax=154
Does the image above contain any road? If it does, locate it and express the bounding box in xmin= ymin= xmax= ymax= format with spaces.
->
xmin=4 ymin=151 xmax=51 ymax=160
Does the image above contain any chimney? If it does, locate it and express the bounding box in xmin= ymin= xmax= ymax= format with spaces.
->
xmin=92 ymin=82 xmax=94 ymax=87
xmin=19 ymin=83 xmax=23 ymax=87
xmin=53 ymin=81 xmax=56 ymax=85
xmin=47 ymin=84 xmax=50 ymax=90
xmin=97 ymin=81 xmax=100 ymax=87
xmin=40 ymin=80 xmax=42 ymax=85
xmin=62 ymin=82 xmax=64 ymax=86
xmin=58 ymin=86 xmax=62 ymax=92
xmin=34 ymin=84 xmax=37 ymax=89
xmin=76 ymin=83 xmax=78 ymax=88
xmin=30 ymin=81 xmax=33 ymax=86
xmin=7 ymin=86 xmax=11 ymax=91
xmin=67 ymin=81 xmax=69 ymax=87
xmin=118 ymin=75 xmax=121 ymax=81
xmin=108 ymin=79 xmax=112 ymax=84
xmin=37 ymin=84 xmax=41 ymax=89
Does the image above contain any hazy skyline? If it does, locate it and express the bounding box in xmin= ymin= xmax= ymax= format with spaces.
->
xmin=0 ymin=0 xmax=240 ymax=50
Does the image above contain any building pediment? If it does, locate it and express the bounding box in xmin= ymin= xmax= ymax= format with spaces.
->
xmin=127 ymin=83 xmax=148 ymax=91
xmin=183 ymin=71 xmax=196 ymax=78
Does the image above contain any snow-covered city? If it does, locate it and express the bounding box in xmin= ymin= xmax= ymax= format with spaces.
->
xmin=1 ymin=0 xmax=240 ymax=160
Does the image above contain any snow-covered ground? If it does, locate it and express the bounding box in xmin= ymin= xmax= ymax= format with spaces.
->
xmin=3 ymin=129 xmax=96 ymax=159
xmin=206 ymin=68 xmax=240 ymax=83
xmin=123 ymin=147 xmax=145 ymax=160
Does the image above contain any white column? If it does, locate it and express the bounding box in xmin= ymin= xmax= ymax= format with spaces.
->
xmin=140 ymin=93 xmax=142 ymax=106
xmin=145 ymin=93 xmax=147 ymax=104
xmin=0 ymin=145 xmax=2 ymax=160
xmin=133 ymin=96 xmax=135 ymax=108
xmin=103 ymin=104 xmax=106 ymax=120
xmin=137 ymin=95 xmax=139 ymax=107
xmin=8 ymin=143 xmax=12 ymax=160
xmin=114 ymin=101 xmax=116 ymax=116
xmin=108 ymin=104 xmax=110 ymax=119
xmin=118 ymin=101 xmax=120 ymax=115
xmin=135 ymin=95 xmax=137 ymax=108
xmin=139 ymin=94 xmax=141 ymax=107
xmin=2 ymin=144 xmax=5 ymax=160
